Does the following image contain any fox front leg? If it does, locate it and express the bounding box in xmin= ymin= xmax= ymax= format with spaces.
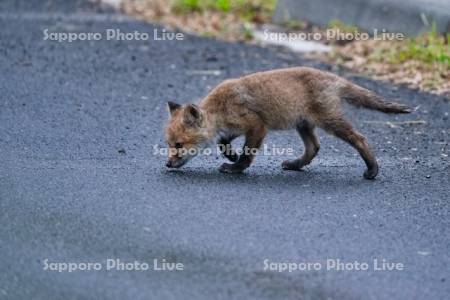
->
xmin=219 ymin=124 xmax=267 ymax=174
xmin=218 ymin=135 xmax=239 ymax=162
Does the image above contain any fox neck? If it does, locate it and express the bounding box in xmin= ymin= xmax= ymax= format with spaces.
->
xmin=201 ymin=111 xmax=219 ymax=141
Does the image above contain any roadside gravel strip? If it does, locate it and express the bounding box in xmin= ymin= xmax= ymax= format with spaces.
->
xmin=0 ymin=0 xmax=449 ymax=299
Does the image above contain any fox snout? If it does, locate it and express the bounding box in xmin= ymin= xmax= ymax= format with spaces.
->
xmin=165 ymin=153 xmax=193 ymax=169
xmin=165 ymin=157 xmax=184 ymax=168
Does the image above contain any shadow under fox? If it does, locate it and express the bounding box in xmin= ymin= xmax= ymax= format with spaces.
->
xmin=165 ymin=67 xmax=411 ymax=179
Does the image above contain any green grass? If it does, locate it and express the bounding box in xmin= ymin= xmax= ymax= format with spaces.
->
xmin=171 ymin=0 xmax=201 ymax=12
xmin=328 ymin=19 xmax=449 ymax=66
xmin=401 ymin=31 xmax=449 ymax=65
xmin=328 ymin=19 xmax=359 ymax=33
xmin=372 ymin=25 xmax=450 ymax=66
xmin=278 ymin=19 xmax=306 ymax=30
xmin=171 ymin=0 xmax=277 ymax=22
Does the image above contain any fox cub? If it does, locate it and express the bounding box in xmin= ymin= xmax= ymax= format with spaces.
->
xmin=164 ymin=67 xmax=411 ymax=179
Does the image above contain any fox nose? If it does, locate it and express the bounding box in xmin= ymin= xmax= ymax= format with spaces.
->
xmin=166 ymin=160 xmax=173 ymax=168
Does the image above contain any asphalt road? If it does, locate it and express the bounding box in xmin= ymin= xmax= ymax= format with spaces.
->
xmin=0 ymin=1 xmax=449 ymax=299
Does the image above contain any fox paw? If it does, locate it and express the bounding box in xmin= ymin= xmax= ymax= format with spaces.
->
xmin=224 ymin=153 xmax=239 ymax=163
xmin=219 ymin=163 xmax=246 ymax=174
xmin=363 ymin=166 xmax=378 ymax=180
xmin=281 ymin=160 xmax=303 ymax=171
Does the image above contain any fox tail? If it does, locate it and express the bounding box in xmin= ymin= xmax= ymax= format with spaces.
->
xmin=340 ymin=83 xmax=412 ymax=114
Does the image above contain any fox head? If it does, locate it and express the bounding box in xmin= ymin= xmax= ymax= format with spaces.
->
xmin=164 ymin=101 xmax=212 ymax=168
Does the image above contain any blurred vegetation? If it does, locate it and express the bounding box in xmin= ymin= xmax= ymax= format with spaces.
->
xmin=123 ymin=1 xmax=449 ymax=96
xmin=328 ymin=19 xmax=360 ymax=33
xmin=372 ymin=25 xmax=449 ymax=65
xmin=171 ymin=0 xmax=277 ymax=23
xmin=331 ymin=22 xmax=449 ymax=95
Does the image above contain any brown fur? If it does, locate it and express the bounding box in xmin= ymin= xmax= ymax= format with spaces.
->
xmin=165 ymin=67 xmax=411 ymax=179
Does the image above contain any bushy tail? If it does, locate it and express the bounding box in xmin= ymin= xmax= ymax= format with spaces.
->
xmin=340 ymin=83 xmax=412 ymax=114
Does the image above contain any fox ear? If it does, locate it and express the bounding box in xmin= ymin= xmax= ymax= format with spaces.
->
xmin=183 ymin=104 xmax=202 ymax=126
xmin=167 ymin=101 xmax=181 ymax=116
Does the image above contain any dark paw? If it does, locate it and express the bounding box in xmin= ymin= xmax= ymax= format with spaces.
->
xmin=281 ymin=160 xmax=303 ymax=171
xmin=219 ymin=163 xmax=246 ymax=174
xmin=224 ymin=153 xmax=239 ymax=163
xmin=363 ymin=166 xmax=378 ymax=180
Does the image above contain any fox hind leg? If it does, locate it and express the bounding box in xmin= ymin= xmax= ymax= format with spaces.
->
xmin=322 ymin=117 xmax=378 ymax=179
xmin=282 ymin=120 xmax=320 ymax=171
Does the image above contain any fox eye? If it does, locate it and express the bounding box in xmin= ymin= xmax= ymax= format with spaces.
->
xmin=175 ymin=143 xmax=183 ymax=149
